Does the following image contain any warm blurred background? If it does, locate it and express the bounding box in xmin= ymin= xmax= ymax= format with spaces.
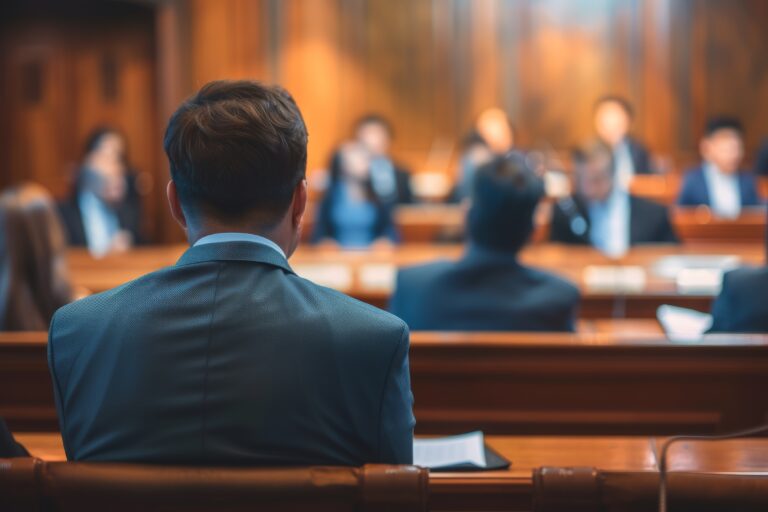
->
xmin=2 ymin=0 xmax=767 ymax=243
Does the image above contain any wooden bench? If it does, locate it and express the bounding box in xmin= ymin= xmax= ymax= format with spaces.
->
xmin=3 ymin=331 xmax=768 ymax=435
xmin=15 ymin=433 xmax=768 ymax=512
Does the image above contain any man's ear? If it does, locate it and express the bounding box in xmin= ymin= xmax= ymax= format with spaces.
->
xmin=167 ymin=180 xmax=188 ymax=229
xmin=292 ymin=179 xmax=308 ymax=229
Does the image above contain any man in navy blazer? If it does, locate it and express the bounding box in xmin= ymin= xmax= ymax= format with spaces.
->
xmin=593 ymin=96 xmax=656 ymax=182
xmin=48 ymin=81 xmax=415 ymax=465
xmin=678 ymin=117 xmax=762 ymax=218
xmin=390 ymin=153 xmax=580 ymax=332
xmin=550 ymin=140 xmax=678 ymax=257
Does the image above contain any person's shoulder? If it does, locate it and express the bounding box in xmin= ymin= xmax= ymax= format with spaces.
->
xmin=524 ymin=265 xmax=580 ymax=299
xmin=287 ymin=273 xmax=408 ymax=334
xmin=723 ymin=266 xmax=768 ymax=288
xmin=629 ymin=194 xmax=668 ymax=214
xmin=51 ymin=266 xmax=176 ymax=331
xmin=396 ymin=260 xmax=454 ymax=286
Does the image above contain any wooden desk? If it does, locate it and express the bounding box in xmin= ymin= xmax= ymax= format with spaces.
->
xmin=67 ymin=243 xmax=765 ymax=318
xmin=16 ymin=433 xmax=768 ymax=512
xmin=4 ymin=331 xmax=767 ymax=435
xmin=391 ymin=204 xmax=767 ymax=244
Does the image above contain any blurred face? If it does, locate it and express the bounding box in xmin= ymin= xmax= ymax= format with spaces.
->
xmin=356 ymin=122 xmax=391 ymax=157
xmin=476 ymin=108 xmax=514 ymax=154
xmin=594 ymin=101 xmax=631 ymax=146
xmin=576 ymin=152 xmax=615 ymax=203
xmin=340 ymin=143 xmax=371 ymax=182
xmin=701 ymin=128 xmax=744 ymax=174
xmin=85 ymin=132 xmax=127 ymax=204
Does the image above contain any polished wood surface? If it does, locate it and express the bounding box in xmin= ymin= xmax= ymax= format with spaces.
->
xmin=65 ymin=241 xmax=766 ymax=317
xmin=15 ymin=433 xmax=768 ymax=511
xmin=4 ymin=330 xmax=768 ymax=434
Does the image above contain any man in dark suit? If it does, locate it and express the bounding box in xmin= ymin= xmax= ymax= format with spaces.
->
xmin=708 ymin=266 xmax=768 ymax=333
xmin=593 ymin=95 xmax=655 ymax=182
xmin=550 ymin=140 xmax=677 ymax=256
xmin=678 ymin=117 xmax=762 ymax=218
xmin=390 ymin=152 xmax=580 ymax=332
xmin=755 ymin=138 xmax=768 ymax=176
xmin=58 ymin=128 xmax=144 ymax=254
xmin=355 ymin=114 xmax=414 ymax=204
xmin=48 ymin=81 xmax=415 ymax=465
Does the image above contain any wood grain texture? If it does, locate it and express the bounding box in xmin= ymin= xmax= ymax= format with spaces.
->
xmin=2 ymin=1 xmax=768 ymax=242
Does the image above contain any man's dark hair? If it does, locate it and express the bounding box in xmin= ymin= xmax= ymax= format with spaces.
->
xmin=594 ymin=95 xmax=634 ymax=118
xmin=572 ymin=139 xmax=615 ymax=176
xmin=355 ymin=113 xmax=394 ymax=138
xmin=467 ymin=151 xmax=544 ymax=253
xmin=705 ymin=116 xmax=743 ymax=137
xmin=163 ymin=80 xmax=308 ymax=225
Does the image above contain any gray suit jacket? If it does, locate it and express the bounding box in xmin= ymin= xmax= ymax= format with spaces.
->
xmin=48 ymin=241 xmax=414 ymax=465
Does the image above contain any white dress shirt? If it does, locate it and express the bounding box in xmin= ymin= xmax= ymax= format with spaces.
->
xmin=703 ymin=163 xmax=741 ymax=219
xmin=193 ymin=232 xmax=286 ymax=258
xmin=588 ymin=188 xmax=631 ymax=258
xmin=78 ymin=191 xmax=120 ymax=257
xmin=613 ymin=140 xmax=635 ymax=190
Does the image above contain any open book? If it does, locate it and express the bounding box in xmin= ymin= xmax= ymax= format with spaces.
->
xmin=413 ymin=431 xmax=511 ymax=472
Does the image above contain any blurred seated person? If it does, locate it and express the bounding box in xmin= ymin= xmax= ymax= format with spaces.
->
xmin=0 ymin=184 xmax=73 ymax=331
xmin=448 ymin=130 xmax=495 ymax=203
xmin=755 ymin=138 xmax=768 ymax=175
xmin=678 ymin=117 xmax=761 ymax=218
xmin=355 ymin=114 xmax=413 ymax=204
xmin=708 ymin=266 xmax=768 ymax=333
xmin=0 ymin=416 xmax=28 ymax=457
xmin=550 ymin=140 xmax=677 ymax=257
xmin=390 ymin=152 xmax=580 ymax=332
xmin=59 ymin=127 xmax=144 ymax=255
xmin=312 ymin=143 xmax=398 ymax=247
xmin=593 ymin=95 xmax=655 ymax=186
xmin=475 ymin=107 xmax=514 ymax=155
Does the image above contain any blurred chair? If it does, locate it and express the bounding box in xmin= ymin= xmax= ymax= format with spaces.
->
xmin=0 ymin=459 xmax=428 ymax=512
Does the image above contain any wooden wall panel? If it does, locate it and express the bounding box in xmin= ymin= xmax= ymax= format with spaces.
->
xmin=3 ymin=0 xmax=768 ymax=242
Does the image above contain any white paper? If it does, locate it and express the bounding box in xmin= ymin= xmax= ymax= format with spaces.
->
xmin=583 ymin=265 xmax=646 ymax=293
xmin=358 ymin=264 xmax=397 ymax=291
xmin=413 ymin=431 xmax=487 ymax=469
xmin=292 ymin=263 xmax=352 ymax=290
xmin=676 ymin=268 xmax=724 ymax=295
xmin=653 ymin=255 xmax=740 ymax=280
xmin=657 ymin=304 xmax=713 ymax=341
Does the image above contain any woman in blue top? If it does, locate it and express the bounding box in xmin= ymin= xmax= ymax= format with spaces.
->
xmin=312 ymin=142 xmax=398 ymax=247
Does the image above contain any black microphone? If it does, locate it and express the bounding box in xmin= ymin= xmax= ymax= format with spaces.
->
xmin=658 ymin=423 xmax=768 ymax=512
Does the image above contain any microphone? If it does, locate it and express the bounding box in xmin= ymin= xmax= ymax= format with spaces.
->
xmin=658 ymin=423 xmax=768 ymax=512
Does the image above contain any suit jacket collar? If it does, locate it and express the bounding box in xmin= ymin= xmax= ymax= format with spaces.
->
xmin=176 ymin=241 xmax=294 ymax=274
xmin=573 ymin=193 xmax=644 ymax=245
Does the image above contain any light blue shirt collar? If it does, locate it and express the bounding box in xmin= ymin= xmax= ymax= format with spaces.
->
xmin=193 ymin=232 xmax=286 ymax=259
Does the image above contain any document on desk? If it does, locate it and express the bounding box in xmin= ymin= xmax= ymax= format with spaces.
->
xmin=657 ymin=304 xmax=713 ymax=341
xmin=413 ymin=431 xmax=487 ymax=469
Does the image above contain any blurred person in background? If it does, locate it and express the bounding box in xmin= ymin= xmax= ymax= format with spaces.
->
xmin=390 ymin=152 xmax=580 ymax=332
xmin=355 ymin=114 xmax=413 ymax=204
xmin=448 ymin=130 xmax=495 ymax=203
xmin=754 ymin=138 xmax=768 ymax=175
xmin=550 ymin=140 xmax=677 ymax=257
xmin=0 ymin=183 xmax=74 ymax=331
xmin=312 ymin=142 xmax=398 ymax=248
xmin=677 ymin=117 xmax=762 ymax=218
xmin=0 ymin=416 xmax=28 ymax=457
xmin=475 ymin=107 xmax=514 ymax=155
xmin=58 ymin=127 xmax=144 ymax=255
xmin=593 ymin=95 xmax=655 ymax=186
xmin=707 ymin=206 xmax=768 ymax=333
